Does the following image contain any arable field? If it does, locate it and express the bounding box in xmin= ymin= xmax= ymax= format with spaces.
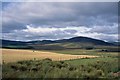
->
xmin=2 ymin=48 xmax=98 ymax=63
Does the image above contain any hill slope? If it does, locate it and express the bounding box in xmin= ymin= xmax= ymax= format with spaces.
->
xmin=56 ymin=36 xmax=113 ymax=46
xmin=1 ymin=36 xmax=115 ymax=49
xmin=0 ymin=39 xmax=32 ymax=49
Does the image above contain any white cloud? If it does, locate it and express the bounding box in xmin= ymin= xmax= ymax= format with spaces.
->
xmin=2 ymin=2 xmax=118 ymax=41
xmin=22 ymin=25 xmax=90 ymax=35
xmin=23 ymin=25 xmax=58 ymax=34
xmin=2 ymin=25 xmax=118 ymax=42
xmin=2 ymin=2 xmax=117 ymax=31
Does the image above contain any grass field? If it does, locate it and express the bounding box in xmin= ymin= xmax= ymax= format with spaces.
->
xmin=2 ymin=57 xmax=119 ymax=79
xmin=2 ymin=48 xmax=119 ymax=79
xmin=2 ymin=48 xmax=98 ymax=63
xmin=50 ymin=49 xmax=118 ymax=56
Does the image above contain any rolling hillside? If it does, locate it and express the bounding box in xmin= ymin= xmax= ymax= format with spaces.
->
xmin=0 ymin=39 xmax=32 ymax=49
xmin=1 ymin=36 xmax=115 ymax=50
xmin=56 ymin=36 xmax=114 ymax=46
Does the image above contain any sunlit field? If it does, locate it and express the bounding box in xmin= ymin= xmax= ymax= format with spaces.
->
xmin=2 ymin=48 xmax=98 ymax=63
xmin=2 ymin=48 xmax=119 ymax=79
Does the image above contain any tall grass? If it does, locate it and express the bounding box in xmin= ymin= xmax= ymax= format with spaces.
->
xmin=2 ymin=58 xmax=119 ymax=79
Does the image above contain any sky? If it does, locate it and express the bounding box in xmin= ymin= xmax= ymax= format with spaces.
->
xmin=1 ymin=2 xmax=119 ymax=42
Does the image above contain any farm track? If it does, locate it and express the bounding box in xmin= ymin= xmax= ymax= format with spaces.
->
xmin=2 ymin=49 xmax=99 ymax=63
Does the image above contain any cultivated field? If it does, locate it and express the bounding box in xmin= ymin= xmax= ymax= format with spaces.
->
xmin=2 ymin=49 xmax=98 ymax=63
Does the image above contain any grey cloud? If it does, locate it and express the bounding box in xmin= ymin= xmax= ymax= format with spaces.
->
xmin=64 ymin=30 xmax=77 ymax=34
xmin=2 ymin=2 xmax=118 ymax=41
xmin=2 ymin=2 xmax=118 ymax=28
xmin=95 ymin=34 xmax=118 ymax=42
xmin=2 ymin=21 xmax=25 ymax=33
xmin=89 ymin=24 xmax=118 ymax=34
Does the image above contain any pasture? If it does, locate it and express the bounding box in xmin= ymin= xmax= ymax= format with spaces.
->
xmin=2 ymin=48 xmax=98 ymax=63
xmin=2 ymin=48 xmax=119 ymax=79
xmin=2 ymin=58 xmax=119 ymax=79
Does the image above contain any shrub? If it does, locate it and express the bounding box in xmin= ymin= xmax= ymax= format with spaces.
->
xmin=60 ymin=61 xmax=64 ymax=64
xmin=3 ymin=58 xmax=119 ymax=78
xmin=68 ymin=65 xmax=76 ymax=71
xmin=55 ymin=62 xmax=63 ymax=69
xmin=19 ymin=65 xmax=27 ymax=71
xmin=43 ymin=58 xmax=52 ymax=62
xmin=31 ymin=67 xmax=38 ymax=72
xmin=95 ymin=70 xmax=104 ymax=77
xmin=10 ymin=64 xmax=22 ymax=71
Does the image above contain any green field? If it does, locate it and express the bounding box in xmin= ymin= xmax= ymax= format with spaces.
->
xmin=2 ymin=58 xmax=119 ymax=79
xmin=48 ymin=49 xmax=118 ymax=57
xmin=2 ymin=48 xmax=120 ymax=79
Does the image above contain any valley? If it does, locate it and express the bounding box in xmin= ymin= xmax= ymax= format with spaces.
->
xmin=1 ymin=36 xmax=119 ymax=79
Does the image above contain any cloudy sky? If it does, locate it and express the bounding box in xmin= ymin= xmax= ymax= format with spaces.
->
xmin=2 ymin=2 xmax=118 ymax=42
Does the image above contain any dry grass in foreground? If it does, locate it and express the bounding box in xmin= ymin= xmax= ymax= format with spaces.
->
xmin=2 ymin=48 xmax=99 ymax=63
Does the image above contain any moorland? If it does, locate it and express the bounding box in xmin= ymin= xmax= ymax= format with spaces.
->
xmin=1 ymin=36 xmax=120 ymax=79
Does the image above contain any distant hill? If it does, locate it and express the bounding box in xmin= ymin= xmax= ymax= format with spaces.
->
xmin=1 ymin=36 xmax=115 ymax=50
xmin=0 ymin=39 xmax=32 ymax=49
xmin=109 ymin=42 xmax=120 ymax=46
xmin=26 ymin=40 xmax=56 ymax=45
xmin=55 ymin=36 xmax=114 ymax=46
xmin=1 ymin=39 xmax=26 ymax=46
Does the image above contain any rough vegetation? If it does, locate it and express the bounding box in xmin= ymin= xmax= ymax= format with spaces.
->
xmin=2 ymin=58 xmax=119 ymax=79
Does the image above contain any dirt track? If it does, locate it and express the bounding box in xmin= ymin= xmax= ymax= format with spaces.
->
xmin=2 ymin=49 xmax=99 ymax=63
